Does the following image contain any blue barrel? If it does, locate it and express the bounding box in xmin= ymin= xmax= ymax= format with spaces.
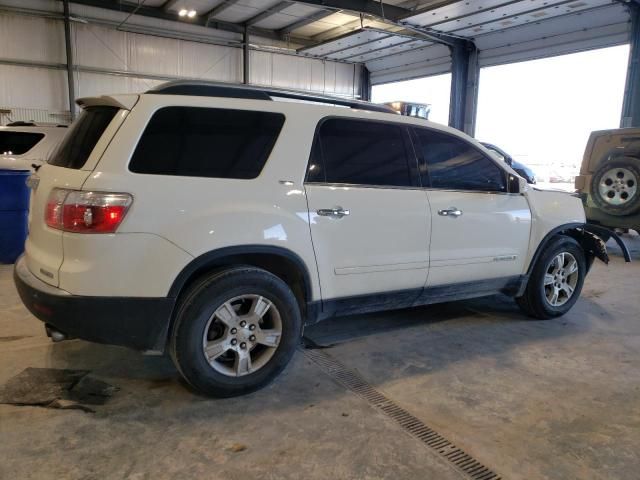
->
xmin=0 ymin=170 xmax=30 ymax=264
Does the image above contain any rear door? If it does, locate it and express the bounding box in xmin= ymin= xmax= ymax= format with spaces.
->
xmin=304 ymin=117 xmax=431 ymax=304
xmin=25 ymin=106 xmax=123 ymax=286
xmin=411 ymin=127 xmax=531 ymax=287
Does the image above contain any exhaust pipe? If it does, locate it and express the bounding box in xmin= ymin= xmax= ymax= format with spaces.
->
xmin=45 ymin=324 xmax=68 ymax=343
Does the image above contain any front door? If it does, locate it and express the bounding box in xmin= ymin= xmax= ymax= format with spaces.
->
xmin=304 ymin=117 xmax=431 ymax=303
xmin=411 ymin=127 xmax=531 ymax=286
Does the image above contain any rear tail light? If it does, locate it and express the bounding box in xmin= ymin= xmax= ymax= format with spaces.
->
xmin=45 ymin=188 xmax=133 ymax=233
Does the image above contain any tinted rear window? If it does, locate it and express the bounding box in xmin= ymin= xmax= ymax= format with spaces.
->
xmin=49 ymin=106 xmax=119 ymax=169
xmin=129 ymin=107 xmax=285 ymax=179
xmin=0 ymin=131 xmax=45 ymax=155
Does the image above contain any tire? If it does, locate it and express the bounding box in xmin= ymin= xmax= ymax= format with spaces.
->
xmin=516 ymin=236 xmax=587 ymax=319
xmin=590 ymin=157 xmax=640 ymax=216
xmin=169 ymin=266 xmax=302 ymax=397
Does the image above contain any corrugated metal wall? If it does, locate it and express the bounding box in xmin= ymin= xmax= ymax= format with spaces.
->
xmin=0 ymin=6 xmax=361 ymax=124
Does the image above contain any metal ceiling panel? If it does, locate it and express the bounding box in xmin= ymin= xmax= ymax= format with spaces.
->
xmin=404 ymin=0 xmax=521 ymax=27
xmin=475 ymin=2 xmax=628 ymax=50
xmin=164 ymin=0 xmax=221 ymax=14
xmin=212 ymin=0 xmax=282 ymax=23
xmin=447 ymin=0 xmax=613 ymax=37
xmin=370 ymin=57 xmax=452 ymax=84
xmin=366 ymin=42 xmax=450 ymax=72
xmin=328 ymin=33 xmax=424 ymax=60
xmin=299 ymin=28 xmax=391 ymax=57
xmin=343 ymin=38 xmax=433 ymax=62
xmin=292 ymin=11 xmax=356 ymax=37
xmin=476 ymin=2 xmax=630 ymax=66
xmin=252 ymin=3 xmax=324 ymax=29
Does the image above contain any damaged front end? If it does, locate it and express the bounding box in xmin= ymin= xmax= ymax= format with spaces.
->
xmin=565 ymin=225 xmax=632 ymax=269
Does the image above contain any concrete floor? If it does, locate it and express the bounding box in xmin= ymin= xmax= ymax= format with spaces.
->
xmin=1 ymin=234 xmax=639 ymax=480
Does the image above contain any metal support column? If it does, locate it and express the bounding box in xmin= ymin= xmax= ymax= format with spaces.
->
xmin=243 ymin=26 xmax=250 ymax=85
xmin=621 ymin=2 xmax=640 ymax=127
xmin=63 ymin=0 xmax=76 ymax=120
xmin=448 ymin=40 xmax=478 ymax=134
xmin=463 ymin=46 xmax=480 ymax=136
xmin=360 ymin=66 xmax=371 ymax=101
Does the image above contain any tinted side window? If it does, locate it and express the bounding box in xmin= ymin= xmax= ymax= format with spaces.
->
xmin=307 ymin=118 xmax=417 ymax=187
xmin=413 ymin=128 xmax=506 ymax=192
xmin=0 ymin=132 xmax=45 ymax=155
xmin=49 ymin=107 xmax=119 ymax=169
xmin=130 ymin=107 xmax=284 ymax=179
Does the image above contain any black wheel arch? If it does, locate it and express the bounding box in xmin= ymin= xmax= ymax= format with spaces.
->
xmin=524 ymin=223 xmax=630 ymax=293
xmin=168 ymin=245 xmax=314 ymax=304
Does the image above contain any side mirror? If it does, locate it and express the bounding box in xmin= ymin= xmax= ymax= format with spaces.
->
xmin=505 ymin=156 xmax=514 ymax=167
xmin=508 ymin=174 xmax=528 ymax=193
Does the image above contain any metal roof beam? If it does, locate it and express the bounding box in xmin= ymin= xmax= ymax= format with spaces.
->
xmin=245 ymin=1 xmax=292 ymax=26
xmin=289 ymin=1 xmax=469 ymax=47
xmin=65 ymin=0 xmax=313 ymax=45
xmin=277 ymin=9 xmax=335 ymax=36
xmin=289 ymin=0 xmax=408 ymax=20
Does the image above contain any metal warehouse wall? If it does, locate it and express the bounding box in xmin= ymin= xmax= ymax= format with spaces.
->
xmin=0 ymin=2 xmax=361 ymax=124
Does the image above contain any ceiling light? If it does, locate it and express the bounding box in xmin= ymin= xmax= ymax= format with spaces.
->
xmin=187 ymin=9 xmax=197 ymax=18
xmin=178 ymin=8 xmax=188 ymax=17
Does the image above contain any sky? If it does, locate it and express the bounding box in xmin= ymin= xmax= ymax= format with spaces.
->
xmin=371 ymin=45 xmax=630 ymax=177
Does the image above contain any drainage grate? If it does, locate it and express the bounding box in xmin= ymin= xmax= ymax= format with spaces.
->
xmin=303 ymin=348 xmax=501 ymax=480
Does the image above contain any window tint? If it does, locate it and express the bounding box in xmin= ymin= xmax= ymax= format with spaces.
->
xmin=413 ymin=128 xmax=506 ymax=192
xmin=0 ymin=131 xmax=45 ymax=155
xmin=307 ymin=118 xmax=416 ymax=187
xmin=129 ymin=107 xmax=284 ymax=179
xmin=49 ymin=107 xmax=119 ymax=169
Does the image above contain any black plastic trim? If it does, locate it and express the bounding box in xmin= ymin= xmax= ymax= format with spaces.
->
xmin=168 ymin=245 xmax=314 ymax=301
xmin=583 ymin=224 xmax=632 ymax=262
xmin=14 ymin=263 xmax=174 ymax=352
xmin=306 ymin=275 xmax=526 ymax=324
xmin=148 ymin=81 xmax=395 ymax=114
xmin=525 ymin=223 xmax=585 ymax=276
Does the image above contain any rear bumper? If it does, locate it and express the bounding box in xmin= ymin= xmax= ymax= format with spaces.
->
xmin=13 ymin=255 xmax=175 ymax=351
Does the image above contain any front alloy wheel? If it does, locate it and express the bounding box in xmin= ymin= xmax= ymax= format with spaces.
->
xmin=543 ymin=252 xmax=579 ymax=307
xmin=516 ymin=236 xmax=586 ymax=319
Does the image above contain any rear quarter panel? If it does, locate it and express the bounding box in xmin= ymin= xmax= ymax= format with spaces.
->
xmin=80 ymin=95 xmax=323 ymax=300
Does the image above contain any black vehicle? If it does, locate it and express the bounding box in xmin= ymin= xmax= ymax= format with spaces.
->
xmin=481 ymin=142 xmax=537 ymax=185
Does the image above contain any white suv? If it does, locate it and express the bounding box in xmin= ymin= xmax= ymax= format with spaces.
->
xmin=13 ymin=82 xmax=627 ymax=397
xmin=0 ymin=123 xmax=67 ymax=171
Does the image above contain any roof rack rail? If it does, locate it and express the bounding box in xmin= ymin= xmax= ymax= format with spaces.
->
xmin=147 ymin=81 xmax=395 ymax=114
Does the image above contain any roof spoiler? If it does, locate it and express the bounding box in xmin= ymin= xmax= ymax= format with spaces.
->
xmin=75 ymin=94 xmax=139 ymax=111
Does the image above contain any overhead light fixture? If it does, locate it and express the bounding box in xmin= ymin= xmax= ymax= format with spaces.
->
xmin=178 ymin=8 xmax=188 ymax=17
xmin=187 ymin=9 xmax=197 ymax=18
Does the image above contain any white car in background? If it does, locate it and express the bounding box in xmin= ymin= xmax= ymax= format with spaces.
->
xmin=0 ymin=122 xmax=67 ymax=171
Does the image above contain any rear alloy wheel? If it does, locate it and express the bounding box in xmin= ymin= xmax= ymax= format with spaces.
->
xmin=516 ymin=236 xmax=586 ymax=319
xmin=170 ymin=267 xmax=302 ymax=397
xmin=591 ymin=157 xmax=640 ymax=216
xmin=203 ymin=294 xmax=282 ymax=377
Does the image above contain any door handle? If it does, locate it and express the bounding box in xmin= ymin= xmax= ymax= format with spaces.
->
xmin=438 ymin=207 xmax=463 ymax=218
xmin=317 ymin=206 xmax=350 ymax=219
